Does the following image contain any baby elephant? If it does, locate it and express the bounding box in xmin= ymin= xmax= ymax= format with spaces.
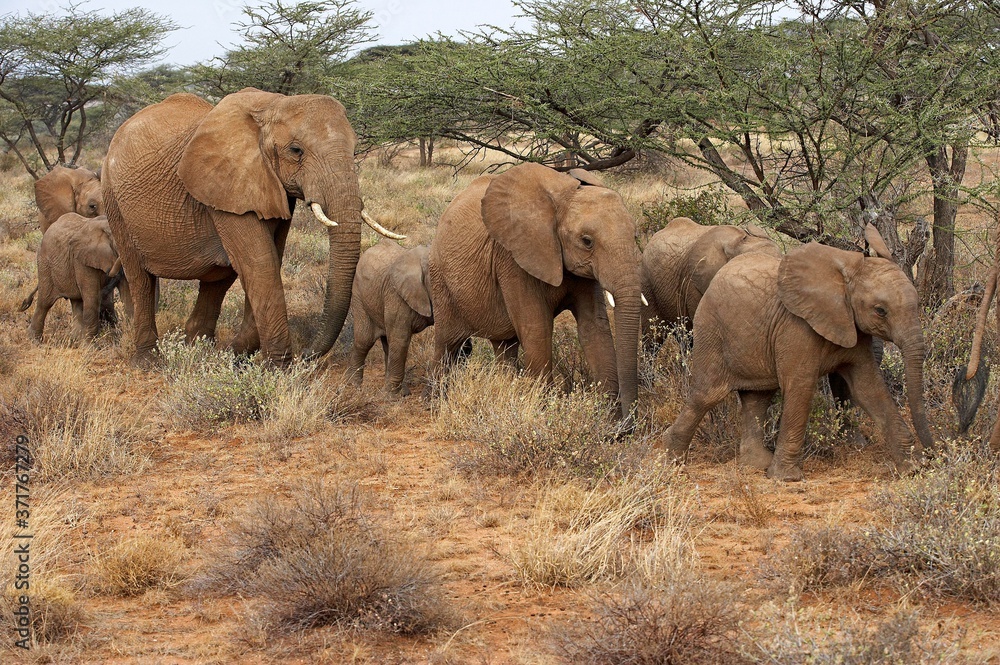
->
xmin=20 ymin=213 xmax=124 ymax=342
xmin=348 ymin=240 xmax=433 ymax=395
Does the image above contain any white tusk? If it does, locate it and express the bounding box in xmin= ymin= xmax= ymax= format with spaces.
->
xmin=362 ymin=210 xmax=406 ymax=240
xmin=310 ymin=202 xmax=338 ymax=227
xmin=641 ymin=293 xmax=649 ymax=306
xmin=605 ymin=291 xmax=616 ymax=308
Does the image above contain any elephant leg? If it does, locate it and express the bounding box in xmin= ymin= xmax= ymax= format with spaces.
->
xmin=230 ymin=294 xmax=261 ymax=355
xmin=491 ymin=338 xmax=519 ymax=368
xmin=99 ymin=287 xmax=118 ymax=328
xmin=29 ymin=294 xmax=57 ymax=342
xmin=118 ymin=278 xmax=133 ymax=320
xmin=572 ymin=287 xmax=619 ymax=396
xmin=186 ymin=275 xmax=237 ymax=343
xmin=347 ymin=313 xmax=376 ymax=387
xmin=738 ymin=390 xmax=776 ymax=470
xmin=129 ymin=268 xmax=160 ymax=363
xmin=81 ymin=287 xmax=102 ymax=340
xmin=385 ymin=331 xmax=414 ymax=396
xmin=768 ymin=375 xmax=820 ymax=482
xmin=214 ymin=214 xmax=290 ymax=365
xmin=838 ymin=358 xmax=920 ymax=473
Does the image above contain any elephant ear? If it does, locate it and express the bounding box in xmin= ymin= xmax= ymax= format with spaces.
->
xmin=864 ymin=223 xmax=894 ymax=260
xmin=81 ymin=223 xmax=118 ymax=274
xmin=390 ymin=247 xmax=432 ymax=318
xmin=778 ymin=242 xmax=860 ymax=348
xmin=481 ymin=163 xmax=579 ymax=287
xmin=35 ymin=166 xmax=77 ymax=227
xmin=567 ymin=168 xmax=605 ymax=188
xmin=177 ymin=88 xmax=290 ymax=221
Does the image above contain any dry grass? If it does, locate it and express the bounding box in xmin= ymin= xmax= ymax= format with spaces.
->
xmin=90 ymin=535 xmax=187 ymax=597
xmin=773 ymin=441 xmax=1000 ymax=605
xmin=0 ymin=348 xmax=151 ymax=480
xmin=200 ymin=479 xmax=455 ymax=635
xmin=0 ymin=484 xmax=87 ymax=647
xmin=507 ymin=466 xmax=695 ymax=587
xmin=438 ymin=357 xmax=639 ymax=478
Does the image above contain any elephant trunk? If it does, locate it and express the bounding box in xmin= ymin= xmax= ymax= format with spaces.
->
xmin=305 ymin=170 xmax=363 ymax=357
xmin=898 ymin=328 xmax=934 ymax=451
xmin=603 ymin=259 xmax=641 ymax=422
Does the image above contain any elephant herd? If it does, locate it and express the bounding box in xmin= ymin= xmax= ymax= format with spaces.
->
xmin=16 ymin=88 xmax=1000 ymax=481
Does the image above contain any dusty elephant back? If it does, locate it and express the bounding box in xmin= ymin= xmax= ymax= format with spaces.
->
xmin=103 ymin=93 xmax=227 ymax=278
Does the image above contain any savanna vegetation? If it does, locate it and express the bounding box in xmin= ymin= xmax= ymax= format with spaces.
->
xmin=2 ymin=0 xmax=1000 ymax=662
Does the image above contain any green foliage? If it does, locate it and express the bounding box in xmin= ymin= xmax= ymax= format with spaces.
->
xmin=639 ymin=188 xmax=733 ymax=236
xmin=192 ymin=0 xmax=375 ymax=97
xmin=0 ymin=3 xmax=177 ymax=175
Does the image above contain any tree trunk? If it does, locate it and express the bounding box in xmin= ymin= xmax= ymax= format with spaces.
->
xmin=419 ymin=137 xmax=427 ymax=167
xmin=921 ymin=143 xmax=968 ymax=307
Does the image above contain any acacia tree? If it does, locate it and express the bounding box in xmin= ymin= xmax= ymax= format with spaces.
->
xmin=193 ymin=0 xmax=375 ymax=97
xmin=0 ymin=3 xmax=176 ymax=178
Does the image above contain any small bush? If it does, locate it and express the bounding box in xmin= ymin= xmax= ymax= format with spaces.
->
xmin=158 ymin=332 xmax=362 ymax=432
xmin=639 ymin=187 xmax=733 ymax=236
xmin=202 ymin=480 xmax=453 ymax=635
xmin=91 ymin=535 xmax=186 ymax=597
xmin=438 ymin=358 xmax=637 ymax=478
xmin=744 ymin=604 xmax=959 ymax=665
xmin=774 ymin=441 xmax=1000 ymax=604
xmin=556 ymin=572 xmax=749 ymax=665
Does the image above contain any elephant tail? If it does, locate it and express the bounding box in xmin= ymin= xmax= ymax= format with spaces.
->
xmin=18 ymin=287 xmax=36 ymax=312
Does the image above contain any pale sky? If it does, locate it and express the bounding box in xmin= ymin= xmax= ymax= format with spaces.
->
xmin=0 ymin=0 xmax=528 ymax=66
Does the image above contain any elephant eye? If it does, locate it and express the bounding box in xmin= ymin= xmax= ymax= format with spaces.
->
xmin=288 ymin=144 xmax=304 ymax=158
xmin=581 ymin=235 xmax=594 ymax=249
xmin=874 ymin=305 xmax=888 ymax=317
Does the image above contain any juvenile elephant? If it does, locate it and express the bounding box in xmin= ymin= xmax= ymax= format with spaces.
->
xmin=20 ymin=214 xmax=124 ymax=342
xmin=641 ymin=216 xmax=780 ymax=347
xmin=35 ymin=165 xmax=103 ymax=233
xmin=347 ymin=240 xmax=433 ymax=395
xmin=662 ymin=227 xmax=934 ymax=481
xmin=102 ymin=89 xmax=403 ymax=366
xmin=429 ymin=163 xmax=642 ymax=420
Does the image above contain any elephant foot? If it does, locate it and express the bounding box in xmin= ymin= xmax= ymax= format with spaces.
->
xmin=660 ymin=427 xmax=689 ymax=464
xmin=766 ymin=461 xmax=804 ymax=482
xmin=385 ymin=383 xmax=410 ymax=398
xmin=130 ymin=348 xmax=160 ymax=369
xmin=739 ymin=444 xmax=773 ymax=471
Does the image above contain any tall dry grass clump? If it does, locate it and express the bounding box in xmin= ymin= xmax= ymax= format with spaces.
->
xmin=508 ymin=466 xmax=696 ymax=588
xmin=437 ymin=358 xmax=638 ymax=477
xmin=158 ymin=332 xmax=369 ymax=434
xmin=543 ymin=469 xmax=749 ymax=663
xmin=90 ymin=535 xmax=187 ymax=597
xmin=0 ymin=484 xmax=87 ymax=647
xmin=0 ymin=348 xmax=151 ymax=480
xmin=774 ymin=440 xmax=1000 ymax=604
xmin=199 ymin=480 xmax=454 ymax=635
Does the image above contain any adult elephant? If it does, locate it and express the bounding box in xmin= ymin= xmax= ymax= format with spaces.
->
xmin=429 ymin=163 xmax=642 ymax=420
xmin=35 ymin=165 xmax=103 ymax=233
xmin=641 ymin=216 xmax=780 ymax=347
xmin=662 ymin=226 xmax=934 ymax=481
xmin=103 ymin=89 xmax=402 ymax=365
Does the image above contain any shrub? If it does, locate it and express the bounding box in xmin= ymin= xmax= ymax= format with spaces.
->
xmin=556 ymin=572 xmax=749 ymax=665
xmin=744 ymin=604 xmax=959 ymax=664
xmin=91 ymin=536 xmax=186 ymax=597
xmin=639 ymin=187 xmax=733 ymax=236
xmin=158 ymin=332 xmax=364 ymax=432
xmin=439 ymin=358 xmax=638 ymax=478
xmin=202 ymin=480 xmax=453 ymax=635
xmin=774 ymin=441 xmax=1000 ymax=604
